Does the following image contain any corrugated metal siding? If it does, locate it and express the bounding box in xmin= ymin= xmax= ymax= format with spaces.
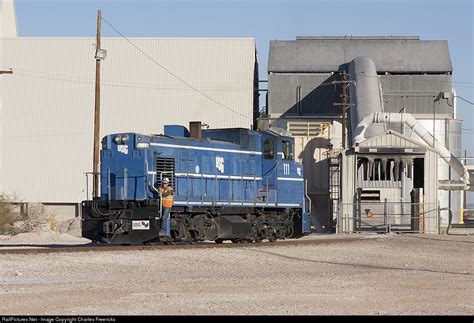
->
xmin=0 ymin=37 xmax=256 ymax=202
xmin=268 ymin=73 xmax=339 ymax=117
xmin=269 ymin=39 xmax=452 ymax=73
xmin=380 ymin=75 xmax=453 ymax=115
xmin=268 ymin=73 xmax=454 ymax=118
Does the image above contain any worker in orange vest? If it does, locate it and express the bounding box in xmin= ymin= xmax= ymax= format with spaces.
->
xmin=159 ymin=177 xmax=174 ymax=237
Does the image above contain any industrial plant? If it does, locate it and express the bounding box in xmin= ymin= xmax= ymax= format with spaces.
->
xmin=1 ymin=0 xmax=473 ymax=317
xmin=259 ymin=36 xmax=471 ymax=234
xmin=0 ymin=1 xmax=472 ymax=235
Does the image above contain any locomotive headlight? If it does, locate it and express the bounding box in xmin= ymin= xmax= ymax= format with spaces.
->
xmin=113 ymin=136 xmax=121 ymax=144
xmin=121 ymin=135 xmax=129 ymax=143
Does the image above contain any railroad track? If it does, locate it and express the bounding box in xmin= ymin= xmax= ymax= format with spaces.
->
xmin=0 ymin=236 xmax=367 ymax=255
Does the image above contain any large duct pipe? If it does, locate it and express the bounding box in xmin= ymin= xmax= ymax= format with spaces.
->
xmin=349 ymin=57 xmax=385 ymax=145
xmin=353 ymin=112 xmax=473 ymax=191
xmin=348 ymin=56 xmax=472 ymax=190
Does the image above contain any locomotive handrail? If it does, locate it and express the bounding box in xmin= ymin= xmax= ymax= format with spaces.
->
xmin=262 ymin=161 xmax=279 ymax=177
xmin=149 ymin=172 xmax=160 ymax=194
xmin=215 ymin=175 xmax=218 ymax=206
xmin=305 ymin=179 xmax=312 ymax=215
xmin=107 ymin=168 xmax=111 ymax=201
xmin=149 ymin=172 xmax=162 ymax=220
xmin=84 ymin=171 xmax=100 ymax=201
xmin=265 ymin=176 xmax=269 ymax=206
xmin=253 ymin=175 xmax=257 ymax=207
xmin=201 ymin=173 xmax=204 ymax=203
xmin=186 ymin=171 xmax=189 ymax=203
xmin=124 ymin=168 xmax=128 ymax=202
xmin=229 ymin=175 xmax=232 ymax=203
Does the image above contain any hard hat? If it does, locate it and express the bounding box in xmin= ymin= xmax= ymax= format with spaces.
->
xmin=162 ymin=177 xmax=170 ymax=183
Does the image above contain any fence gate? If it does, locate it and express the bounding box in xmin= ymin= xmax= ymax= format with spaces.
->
xmin=339 ymin=199 xmax=437 ymax=234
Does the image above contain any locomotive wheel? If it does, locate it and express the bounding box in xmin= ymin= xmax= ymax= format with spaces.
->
xmin=185 ymin=230 xmax=197 ymax=245
xmin=268 ymin=229 xmax=277 ymax=243
xmin=214 ymin=239 xmax=224 ymax=244
xmin=285 ymin=226 xmax=294 ymax=239
xmin=171 ymin=230 xmax=182 ymax=243
xmin=163 ymin=239 xmax=176 ymax=245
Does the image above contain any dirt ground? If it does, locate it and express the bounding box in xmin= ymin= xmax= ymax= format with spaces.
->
xmin=0 ymin=233 xmax=472 ymax=315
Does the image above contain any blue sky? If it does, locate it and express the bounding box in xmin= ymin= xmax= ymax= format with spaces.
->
xmin=15 ymin=0 xmax=474 ymax=156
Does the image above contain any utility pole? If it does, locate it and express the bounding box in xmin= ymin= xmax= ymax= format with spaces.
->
xmin=464 ymin=150 xmax=467 ymax=217
xmin=333 ymin=71 xmax=351 ymax=149
xmin=92 ymin=10 xmax=102 ymax=198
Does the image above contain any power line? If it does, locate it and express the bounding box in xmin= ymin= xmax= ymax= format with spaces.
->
xmin=13 ymin=68 xmax=474 ymax=98
xmin=100 ymin=16 xmax=251 ymax=120
xmin=455 ymin=96 xmax=474 ymax=105
xmin=8 ymin=66 xmax=474 ymax=105
xmin=14 ymin=70 xmax=251 ymax=92
xmin=12 ymin=69 xmax=474 ymax=112
xmin=357 ymin=73 xmax=474 ymax=86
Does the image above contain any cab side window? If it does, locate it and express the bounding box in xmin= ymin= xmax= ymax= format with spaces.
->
xmin=282 ymin=140 xmax=293 ymax=160
xmin=264 ymin=139 xmax=274 ymax=159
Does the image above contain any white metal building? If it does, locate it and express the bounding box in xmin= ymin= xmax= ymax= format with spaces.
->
xmin=0 ymin=0 xmax=17 ymax=38
xmin=0 ymin=2 xmax=257 ymax=216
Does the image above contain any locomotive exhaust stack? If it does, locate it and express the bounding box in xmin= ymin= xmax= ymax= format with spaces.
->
xmin=189 ymin=121 xmax=203 ymax=139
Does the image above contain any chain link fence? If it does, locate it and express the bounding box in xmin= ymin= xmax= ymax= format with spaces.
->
xmin=337 ymin=201 xmax=439 ymax=233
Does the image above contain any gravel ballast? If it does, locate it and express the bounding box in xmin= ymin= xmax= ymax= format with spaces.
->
xmin=0 ymin=234 xmax=472 ymax=315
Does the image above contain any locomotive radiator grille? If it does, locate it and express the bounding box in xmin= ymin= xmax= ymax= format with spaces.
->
xmin=155 ymin=156 xmax=175 ymax=187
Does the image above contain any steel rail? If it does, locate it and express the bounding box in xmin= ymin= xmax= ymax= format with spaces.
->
xmin=0 ymin=237 xmax=367 ymax=255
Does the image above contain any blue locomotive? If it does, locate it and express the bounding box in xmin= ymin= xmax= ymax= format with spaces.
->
xmin=81 ymin=122 xmax=311 ymax=244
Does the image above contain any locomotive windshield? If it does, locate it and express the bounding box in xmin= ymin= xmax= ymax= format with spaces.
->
xmin=264 ymin=139 xmax=274 ymax=159
xmin=282 ymin=140 xmax=293 ymax=160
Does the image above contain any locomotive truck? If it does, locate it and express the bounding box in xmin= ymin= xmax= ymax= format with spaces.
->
xmin=81 ymin=123 xmax=311 ymax=244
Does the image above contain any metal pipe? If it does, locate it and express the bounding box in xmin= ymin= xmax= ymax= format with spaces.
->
xmin=353 ymin=112 xmax=473 ymax=190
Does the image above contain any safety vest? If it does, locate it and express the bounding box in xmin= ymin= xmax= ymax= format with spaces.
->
xmin=161 ymin=187 xmax=174 ymax=207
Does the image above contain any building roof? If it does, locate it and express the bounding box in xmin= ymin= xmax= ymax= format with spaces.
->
xmin=268 ymin=37 xmax=452 ymax=73
xmin=0 ymin=37 xmax=256 ymax=203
